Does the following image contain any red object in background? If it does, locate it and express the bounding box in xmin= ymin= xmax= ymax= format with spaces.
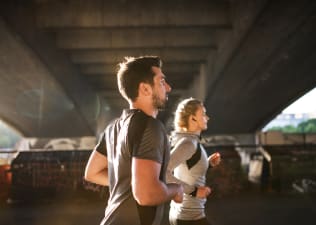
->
xmin=0 ymin=164 xmax=11 ymax=202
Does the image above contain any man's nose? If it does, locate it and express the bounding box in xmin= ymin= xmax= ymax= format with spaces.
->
xmin=166 ymin=82 xmax=172 ymax=92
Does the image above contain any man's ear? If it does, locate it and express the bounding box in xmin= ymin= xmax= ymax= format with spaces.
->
xmin=139 ymin=83 xmax=152 ymax=96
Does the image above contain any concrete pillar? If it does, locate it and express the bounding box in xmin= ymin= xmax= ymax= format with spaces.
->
xmin=186 ymin=63 xmax=207 ymax=101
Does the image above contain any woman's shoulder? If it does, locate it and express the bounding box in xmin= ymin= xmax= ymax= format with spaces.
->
xmin=172 ymin=135 xmax=199 ymax=152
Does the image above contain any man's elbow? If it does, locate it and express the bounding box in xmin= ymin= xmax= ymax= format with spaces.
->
xmin=133 ymin=189 xmax=155 ymax=206
xmin=84 ymin=175 xmax=90 ymax=182
xmin=84 ymin=170 xmax=94 ymax=183
xmin=133 ymin=195 xmax=153 ymax=206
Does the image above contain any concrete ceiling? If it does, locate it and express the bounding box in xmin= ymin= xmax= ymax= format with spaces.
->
xmin=0 ymin=0 xmax=316 ymax=137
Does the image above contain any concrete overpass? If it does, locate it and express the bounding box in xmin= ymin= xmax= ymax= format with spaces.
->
xmin=0 ymin=0 xmax=316 ymax=138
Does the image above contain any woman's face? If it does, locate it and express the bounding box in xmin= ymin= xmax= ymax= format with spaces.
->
xmin=192 ymin=105 xmax=210 ymax=131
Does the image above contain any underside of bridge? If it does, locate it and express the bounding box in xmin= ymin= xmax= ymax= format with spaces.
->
xmin=0 ymin=0 xmax=316 ymax=138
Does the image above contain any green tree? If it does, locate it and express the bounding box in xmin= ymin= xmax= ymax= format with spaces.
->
xmin=282 ymin=125 xmax=297 ymax=133
xmin=297 ymin=118 xmax=316 ymax=133
xmin=267 ymin=118 xmax=316 ymax=133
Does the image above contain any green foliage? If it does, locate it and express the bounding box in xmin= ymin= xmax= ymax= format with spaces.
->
xmin=297 ymin=118 xmax=316 ymax=133
xmin=267 ymin=118 xmax=316 ymax=133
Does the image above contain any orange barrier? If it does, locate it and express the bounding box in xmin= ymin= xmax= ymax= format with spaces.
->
xmin=0 ymin=164 xmax=11 ymax=202
xmin=0 ymin=164 xmax=11 ymax=184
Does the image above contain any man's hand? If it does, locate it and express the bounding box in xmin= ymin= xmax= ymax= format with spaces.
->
xmin=172 ymin=184 xmax=184 ymax=203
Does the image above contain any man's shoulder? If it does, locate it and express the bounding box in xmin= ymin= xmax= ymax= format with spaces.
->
xmin=127 ymin=112 xmax=167 ymax=151
xmin=104 ymin=117 xmax=120 ymax=132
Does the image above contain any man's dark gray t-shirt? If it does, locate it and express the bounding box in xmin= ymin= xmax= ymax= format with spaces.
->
xmin=96 ymin=109 xmax=170 ymax=225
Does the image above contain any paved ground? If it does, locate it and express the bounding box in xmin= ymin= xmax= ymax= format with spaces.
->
xmin=0 ymin=192 xmax=315 ymax=225
xmin=206 ymin=193 xmax=316 ymax=225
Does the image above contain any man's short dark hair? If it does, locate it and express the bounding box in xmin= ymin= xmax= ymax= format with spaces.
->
xmin=117 ymin=56 xmax=162 ymax=101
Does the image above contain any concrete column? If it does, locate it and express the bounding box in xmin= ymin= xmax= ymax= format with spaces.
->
xmin=187 ymin=63 xmax=207 ymax=101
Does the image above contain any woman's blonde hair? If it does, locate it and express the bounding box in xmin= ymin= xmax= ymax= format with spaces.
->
xmin=174 ymin=98 xmax=203 ymax=131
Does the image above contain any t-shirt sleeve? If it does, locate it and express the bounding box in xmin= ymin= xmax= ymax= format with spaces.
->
xmin=131 ymin=118 xmax=165 ymax=164
xmin=95 ymin=132 xmax=107 ymax=156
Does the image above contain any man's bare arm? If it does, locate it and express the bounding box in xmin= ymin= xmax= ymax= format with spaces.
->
xmin=84 ymin=150 xmax=109 ymax=186
xmin=132 ymin=158 xmax=183 ymax=206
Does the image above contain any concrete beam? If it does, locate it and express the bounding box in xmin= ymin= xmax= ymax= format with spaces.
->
xmin=0 ymin=3 xmax=113 ymax=136
xmin=205 ymin=0 xmax=268 ymax=98
xmin=69 ymin=47 xmax=214 ymax=64
xmin=0 ymin=18 xmax=93 ymax=137
xmin=36 ymin=0 xmax=230 ymax=28
xmin=205 ymin=0 xmax=316 ymax=134
xmin=56 ymin=27 xmax=220 ymax=49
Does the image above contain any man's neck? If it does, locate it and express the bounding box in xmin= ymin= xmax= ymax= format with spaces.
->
xmin=130 ymin=101 xmax=158 ymax=118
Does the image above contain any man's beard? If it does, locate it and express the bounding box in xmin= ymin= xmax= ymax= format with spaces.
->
xmin=152 ymin=92 xmax=168 ymax=111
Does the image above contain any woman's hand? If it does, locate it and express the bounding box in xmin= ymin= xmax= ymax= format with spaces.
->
xmin=196 ymin=186 xmax=212 ymax=198
xmin=208 ymin=152 xmax=221 ymax=167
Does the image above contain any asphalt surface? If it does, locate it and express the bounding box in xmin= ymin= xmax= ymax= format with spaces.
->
xmin=1 ymin=192 xmax=315 ymax=225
